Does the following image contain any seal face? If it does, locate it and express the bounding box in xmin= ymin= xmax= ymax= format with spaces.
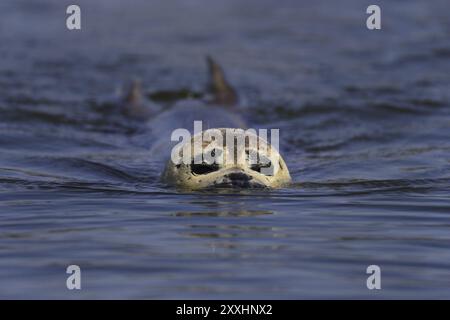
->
xmin=162 ymin=128 xmax=292 ymax=190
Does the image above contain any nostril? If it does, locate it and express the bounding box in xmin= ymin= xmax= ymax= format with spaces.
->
xmin=227 ymin=172 xmax=251 ymax=181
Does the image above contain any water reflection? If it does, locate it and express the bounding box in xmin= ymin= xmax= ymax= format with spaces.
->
xmin=173 ymin=199 xmax=281 ymax=251
xmin=173 ymin=209 xmax=272 ymax=217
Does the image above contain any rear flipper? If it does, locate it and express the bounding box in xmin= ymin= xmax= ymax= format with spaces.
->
xmin=121 ymin=79 xmax=157 ymax=120
xmin=121 ymin=57 xmax=237 ymax=119
xmin=206 ymin=56 xmax=238 ymax=107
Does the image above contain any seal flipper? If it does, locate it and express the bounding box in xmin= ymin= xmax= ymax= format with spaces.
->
xmin=206 ymin=56 xmax=238 ymax=107
xmin=121 ymin=79 xmax=154 ymax=120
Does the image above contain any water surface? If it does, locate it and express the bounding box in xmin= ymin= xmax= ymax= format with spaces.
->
xmin=0 ymin=0 xmax=449 ymax=298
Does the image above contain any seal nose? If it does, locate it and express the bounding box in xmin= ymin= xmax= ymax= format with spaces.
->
xmin=212 ymin=171 xmax=265 ymax=188
xmin=227 ymin=172 xmax=251 ymax=181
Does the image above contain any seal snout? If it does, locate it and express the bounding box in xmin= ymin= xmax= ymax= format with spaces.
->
xmin=226 ymin=172 xmax=252 ymax=182
xmin=213 ymin=170 xmax=265 ymax=188
xmin=224 ymin=171 xmax=253 ymax=187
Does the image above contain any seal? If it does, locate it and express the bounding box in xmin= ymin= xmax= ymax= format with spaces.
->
xmin=121 ymin=57 xmax=292 ymax=189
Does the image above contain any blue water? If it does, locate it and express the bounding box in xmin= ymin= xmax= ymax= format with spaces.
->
xmin=0 ymin=0 xmax=449 ymax=299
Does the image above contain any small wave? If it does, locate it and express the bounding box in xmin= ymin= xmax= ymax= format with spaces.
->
xmin=293 ymin=178 xmax=450 ymax=195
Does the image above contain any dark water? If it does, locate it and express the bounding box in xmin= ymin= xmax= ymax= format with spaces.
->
xmin=0 ymin=0 xmax=449 ymax=299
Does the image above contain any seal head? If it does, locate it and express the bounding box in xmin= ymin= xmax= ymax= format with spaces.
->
xmin=162 ymin=128 xmax=291 ymax=190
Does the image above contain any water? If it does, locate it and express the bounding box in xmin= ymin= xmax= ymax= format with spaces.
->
xmin=0 ymin=0 xmax=449 ymax=299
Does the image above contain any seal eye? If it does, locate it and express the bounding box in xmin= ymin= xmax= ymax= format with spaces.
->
xmin=250 ymin=163 xmax=271 ymax=173
xmin=191 ymin=162 xmax=220 ymax=175
xmin=250 ymin=160 xmax=273 ymax=175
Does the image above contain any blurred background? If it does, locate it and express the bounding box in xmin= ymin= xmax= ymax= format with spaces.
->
xmin=0 ymin=0 xmax=449 ymax=299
